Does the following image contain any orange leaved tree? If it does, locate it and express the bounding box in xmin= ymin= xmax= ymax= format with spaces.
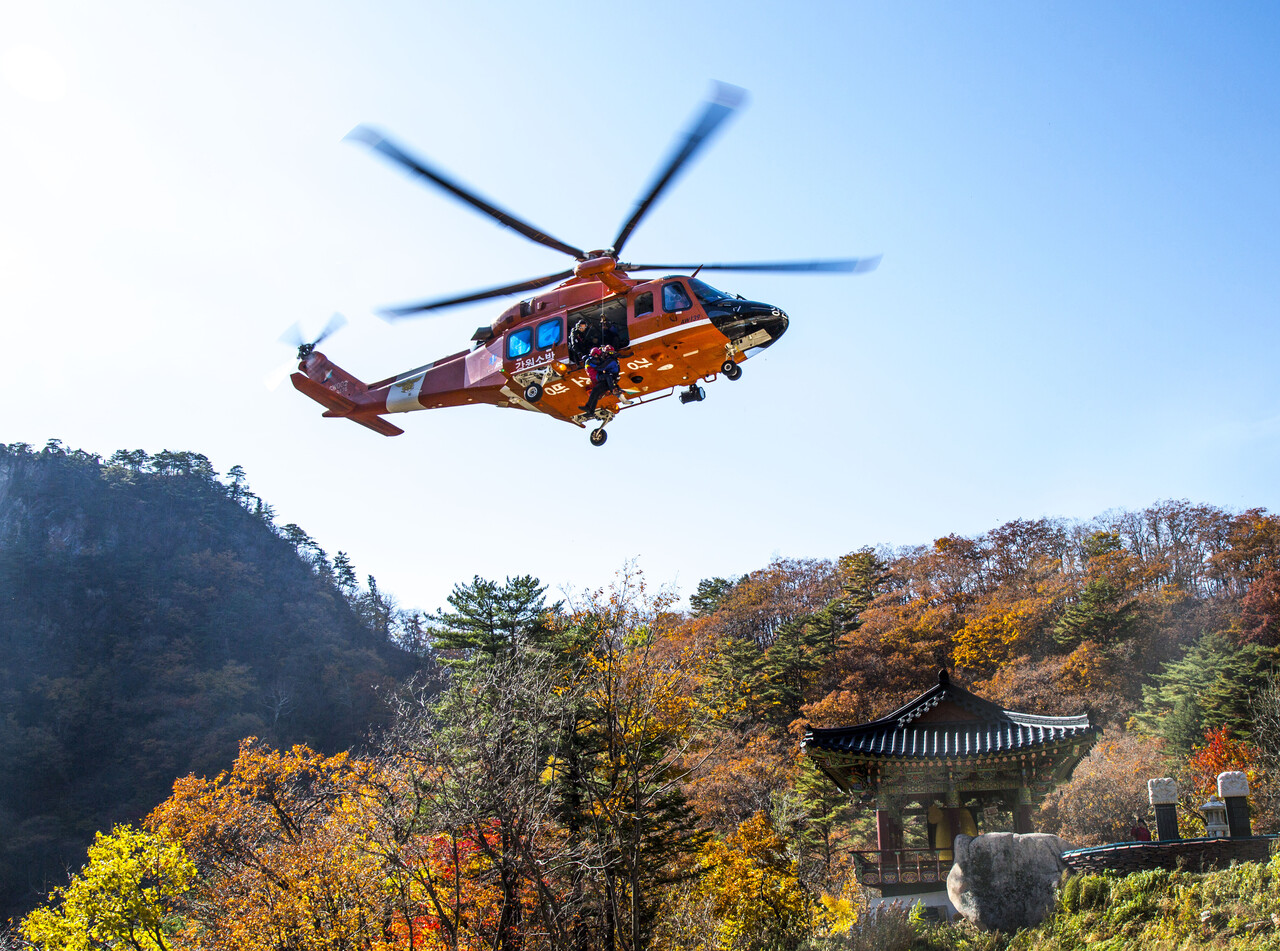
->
xmin=147 ymin=738 xmax=387 ymax=951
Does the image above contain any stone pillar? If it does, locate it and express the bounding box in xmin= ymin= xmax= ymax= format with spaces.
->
xmin=1148 ymin=778 xmax=1179 ymax=841
xmin=1014 ymin=786 xmax=1034 ymax=834
xmin=1218 ymin=771 xmax=1252 ymax=838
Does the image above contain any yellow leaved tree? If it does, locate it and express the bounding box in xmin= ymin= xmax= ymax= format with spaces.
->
xmin=21 ymin=824 xmax=196 ymax=951
xmin=655 ymin=812 xmax=817 ymax=951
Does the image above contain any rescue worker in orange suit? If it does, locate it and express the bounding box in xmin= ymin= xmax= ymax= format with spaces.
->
xmin=581 ymin=344 xmax=621 ymax=418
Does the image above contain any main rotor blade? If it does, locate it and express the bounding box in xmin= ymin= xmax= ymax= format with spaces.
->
xmin=347 ymin=125 xmax=588 ymax=260
xmin=611 ymin=82 xmax=747 ymax=256
xmin=380 ymin=269 xmax=578 ymax=319
xmin=620 ymin=256 xmax=882 ymax=274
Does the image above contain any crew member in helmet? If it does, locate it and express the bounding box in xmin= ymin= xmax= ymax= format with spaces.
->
xmin=568 ymin=318 xmax=600 ymax=365
xmin=581 ymin=344 xmax=621 ymax=418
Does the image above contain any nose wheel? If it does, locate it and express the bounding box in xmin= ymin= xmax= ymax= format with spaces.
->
xmin=721 ymin=360 xmax=742 ymax=381
xmin=589 ymin=427 xmax=608 ymax=447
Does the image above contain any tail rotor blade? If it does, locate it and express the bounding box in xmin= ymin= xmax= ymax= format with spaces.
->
xmin=265 ymin=357 xmax=299 ymax=391
xmin=278 ymin=321 xmax=305 ymax=348
xmin=269 ymin=314 xmax=349 ymax=390
xmin=313 ymin=312 xmax=347 ymax=347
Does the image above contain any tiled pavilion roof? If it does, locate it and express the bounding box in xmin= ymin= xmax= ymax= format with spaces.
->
xmin=803 ymin=669 xmax=1096 ymax=763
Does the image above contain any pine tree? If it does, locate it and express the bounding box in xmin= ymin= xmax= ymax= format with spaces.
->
xmin=434 ymin=574 xmax=554 ymax=668
xmin=1200 ymin=643 xmax=1280 ymax=740
xmin=1054 ymin=532 xmax=1140 ymax=649
xmin=690 ymin=576 xmax=738 ymax=617
xmin=1134 ymin=630 xmax=1237 ymax=754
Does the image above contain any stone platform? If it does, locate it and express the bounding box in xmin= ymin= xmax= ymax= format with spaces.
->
xmin=1061 ymin=836 xmax=1279 ymax=875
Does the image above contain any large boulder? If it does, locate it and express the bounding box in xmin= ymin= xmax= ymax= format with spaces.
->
xmin=946 ymin=832 xmax=1073 ymax=932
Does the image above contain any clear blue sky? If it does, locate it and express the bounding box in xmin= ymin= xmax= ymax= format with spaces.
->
xmin=4 ymin=1 xmax=1278 ymax=613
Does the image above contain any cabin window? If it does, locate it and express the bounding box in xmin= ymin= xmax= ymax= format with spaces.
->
xmin=506 ymin=328 xmax=533 ymax=359
xmin=536 ymin=318 xmax=562 ymax=350
xmin=663 ymin=282 xmax=693 ymax=313
xmin=634 ymin=291 xmax=653 ymax=318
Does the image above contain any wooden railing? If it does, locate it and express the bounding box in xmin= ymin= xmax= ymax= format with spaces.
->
xmin=851 ymin=849 xmax=952 ymax=887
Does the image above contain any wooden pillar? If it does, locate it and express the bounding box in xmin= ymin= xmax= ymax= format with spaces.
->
xmin=876 ymin=809 xmax=903 ymax=851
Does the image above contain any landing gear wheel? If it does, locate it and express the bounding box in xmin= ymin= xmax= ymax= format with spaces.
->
xmin=589 ymin=427 xmax=608 ymax=447
xmin=523 ymin=382 xmax=543 ymax=403
xmin=721 ymin=360 xmax=742 ymax=381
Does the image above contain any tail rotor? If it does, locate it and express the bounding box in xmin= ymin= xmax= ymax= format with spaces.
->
xmin=266 ymin=313 xmax=347 ymax=389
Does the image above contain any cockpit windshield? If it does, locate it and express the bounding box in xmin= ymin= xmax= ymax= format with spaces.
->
xmin=688 ymin=278 xmax=736 ymax=305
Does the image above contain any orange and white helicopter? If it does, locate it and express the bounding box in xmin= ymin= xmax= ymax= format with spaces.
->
xmin=289 ymin=84 xmax=879 ymax=446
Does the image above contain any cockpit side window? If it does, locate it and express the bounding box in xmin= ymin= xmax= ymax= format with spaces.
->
xmin=689 ymin=278 xmax=734 ymax=305
xmin=663 ymin=282 xmax=693 ymax=313
xmin=634 ymin=291 xmax=654 ymax=317
xmin=506 ymin=327 xmax=533 ymax=359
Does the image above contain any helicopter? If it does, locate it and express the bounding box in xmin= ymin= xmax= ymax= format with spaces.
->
xmin=290 ymin=83 xmax=879 ymax=447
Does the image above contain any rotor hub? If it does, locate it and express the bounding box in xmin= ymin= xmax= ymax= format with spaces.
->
xmin=573 ymin=255 xmax=618 ymax=278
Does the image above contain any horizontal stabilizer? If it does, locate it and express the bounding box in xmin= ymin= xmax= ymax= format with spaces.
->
xmin=348 ymin=415 xmax=404 ymax=437
xmin=291 ymin=372 xmax=403 ymax=436
xmin=291 ymin=373 xmax=356 ymax=414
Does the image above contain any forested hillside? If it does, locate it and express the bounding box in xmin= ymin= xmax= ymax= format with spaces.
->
xmin=9 ymin=439 xmax=1280 ymax=948
xmin=0 ymin=441 xmax=425 ymax=924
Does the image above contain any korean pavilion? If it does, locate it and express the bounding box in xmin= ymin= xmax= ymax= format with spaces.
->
xmin=802 ymin=669 xmax=1098 ymax=917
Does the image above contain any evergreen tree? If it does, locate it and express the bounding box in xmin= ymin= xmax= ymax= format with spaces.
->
xmin=1054 ymin=532 xmax=1140 ymax=649
xmin=690 ymin=576 xmax=738 ymax=617
xmin=1135 ymin=630 xmax=1237 ymax=754
xmin=434 ymin=574 xmax=555 ymax=667
xmin=1200 ymin=643 xmax=1280 ymax=740
xmin=332 ymin=551 xmax=358 ymax=602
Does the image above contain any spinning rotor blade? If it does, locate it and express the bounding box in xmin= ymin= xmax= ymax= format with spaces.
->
xmin=621 ymin=256 xmax=882 ymax=274
xmin=311 ymin=311 xmax=348 ymax=346
xmin=277 ymin=321 xmax=306 ymax=349
xmin=277 ymin=312 xmax=347 ymax=349
xmin=380 ymin=269 xmax=578 ymax=319
xmin=346 ymin=125 xmax=587 ymax=260
xmin=267 ymin=313 xmax=347 ymax=389
xmin=265 ymin=357 xmax=298 ymax=391
xmin=611 ymin=82 xmax=746 ymax=256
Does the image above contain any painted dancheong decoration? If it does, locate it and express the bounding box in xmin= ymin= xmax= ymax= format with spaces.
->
xmin=288 ymin=83 xmax=880 ymax=446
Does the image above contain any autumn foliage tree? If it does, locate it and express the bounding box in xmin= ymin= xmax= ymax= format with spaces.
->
xmin=1036 ymin=728 xmax=1169 ymax=847
xmin=21 ymin=825 xmax=196 ymax=951
xmin=655 ymin=813 xmax=816 ymax=951
xmin=146 ymin=739 xmax=386 ymax=951
xmin=23 ymin=498 xmax=1280 ymax=949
